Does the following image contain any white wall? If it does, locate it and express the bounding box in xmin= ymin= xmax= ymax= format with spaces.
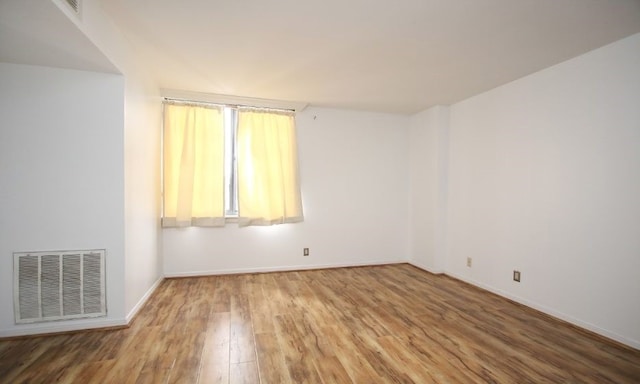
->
xmin=408 ymin=106 xmax=449 ymax=273
xmin=70 ymin=0 xmax=163 ymax=318
xmin=0 ymin=63 xmax=126 ymax=335
xmin=445 ymin=33 xmax=640 ymax=348
xmin=0 ymin=0 xmax=161 ymax=336
xmin=163 ymin=107 xmax=410 ymax=275
xmin=122 ymin=78 xmax=162 ymax=319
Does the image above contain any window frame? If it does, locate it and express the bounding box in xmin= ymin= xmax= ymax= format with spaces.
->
xmin=223 ymin=106 xmax=239 ymax=217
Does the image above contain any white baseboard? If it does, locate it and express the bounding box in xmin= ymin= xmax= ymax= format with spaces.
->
xmin=1 ymin=277 xmax=165 ymax=339
xmin=164 ymin=259 xmax=406 ymax=278
xmin=408 ymin=261 xmax=444 ymax=275
xmin=9 ymin=263 xmax=635 ymax=350
xmin=126 ymin=276 xmax=164 ymax=323
xmin=445 ymin=271 xmax=640 ymax=350
xmin=0 ymin=317 xmax=128 ymax=338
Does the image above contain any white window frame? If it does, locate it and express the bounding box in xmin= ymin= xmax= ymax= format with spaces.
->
xmin=223 ymin=107 xmax=239 ymax=217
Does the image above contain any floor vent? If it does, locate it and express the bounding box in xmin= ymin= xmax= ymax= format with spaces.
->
xmin=14 ymin=250 xmax=106 ymax=324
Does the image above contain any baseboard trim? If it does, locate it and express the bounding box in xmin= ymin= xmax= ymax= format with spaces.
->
xmin=0 ymin=276 xmax=165 ymax=340
xmin=126 ymin=276 xmax=164 ymax=323
xmin=0 ymin=318 xmax=128 ymax=339
xmin=408 ymin=261 xmax=444 ymax=275
xmin=10 ymin=264 xmax=634 ymax=350
xmin=444 ymin=271 xmax=640 ymax=351
xmin=164 ymin=259 xmax=406 ymax=278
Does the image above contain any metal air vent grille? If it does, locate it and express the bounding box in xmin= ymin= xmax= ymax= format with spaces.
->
xmin=14 ymin=249 xmax=106 ymax=324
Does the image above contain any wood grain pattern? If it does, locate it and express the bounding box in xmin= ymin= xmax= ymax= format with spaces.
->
xmin=1 ymin=264 xmax=638 ymax=383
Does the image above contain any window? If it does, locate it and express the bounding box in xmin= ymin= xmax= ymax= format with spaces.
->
xmin=223 ymin=107 xmax=238 ymax=216
xmin=162 ymin=100 xmax=304 ymax=228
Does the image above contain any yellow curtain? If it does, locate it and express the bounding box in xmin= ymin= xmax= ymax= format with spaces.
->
xmin=236 ymin=108 xmax=304 ymax=227
xmin=162 ymin=102 xmax=225 ymax=227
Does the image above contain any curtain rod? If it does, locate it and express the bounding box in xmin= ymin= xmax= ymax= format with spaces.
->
xmin=160 ymin=89 xmax=307 ymax=112
xmin=163 ymin=97 xmax=296 ymax=113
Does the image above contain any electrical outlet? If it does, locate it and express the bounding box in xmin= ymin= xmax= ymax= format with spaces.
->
xmin=513 ymin=270 xmax=521 ymax=282
xmin=466 ymin=257 xmax=472 ymax=267
xmin=303 ymin=248 xmax=309 ymax=256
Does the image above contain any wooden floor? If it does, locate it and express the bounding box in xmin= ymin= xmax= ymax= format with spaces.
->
xmin=1 ymin=264 xmax=639 ymax=383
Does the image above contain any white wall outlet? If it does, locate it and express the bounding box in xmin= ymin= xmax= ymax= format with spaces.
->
xmin=513 ymin=270 xmax=521 ymax=282
xmin=303 ymin=248 xmax=310 ymax=256
xmin=467 ymin=257 xmax=472 ymax=267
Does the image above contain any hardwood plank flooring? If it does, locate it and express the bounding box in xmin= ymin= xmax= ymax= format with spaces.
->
xmin=1 ymin=264 xmax=639 ymax=383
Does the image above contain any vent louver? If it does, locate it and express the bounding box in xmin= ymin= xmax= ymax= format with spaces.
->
xmin=65 ymin=0 xmax=79 ymax=13
xmin=14 ymin=250 xmax=106 ymax=324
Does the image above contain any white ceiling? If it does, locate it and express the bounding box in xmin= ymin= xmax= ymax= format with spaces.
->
xmin=2 ymin=1 xmax=640 ymax=114
xmin=0 ymin=0 xmax=117 ymax=74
